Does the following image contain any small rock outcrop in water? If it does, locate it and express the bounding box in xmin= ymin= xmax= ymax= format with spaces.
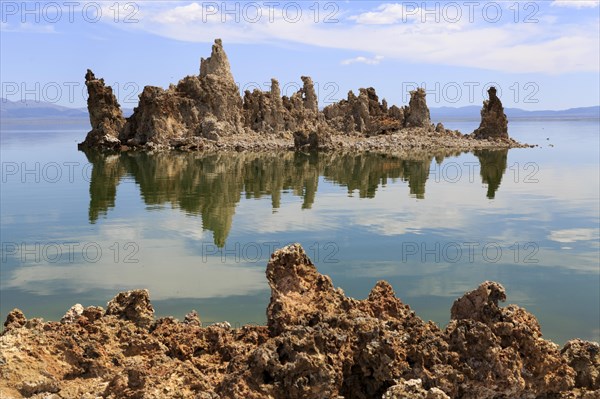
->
xmin=79 ymin=69 xmax=126 ymax=148
xmin=80 ymin=39 xmax=520 ymax=151
xmin=473 ymin=87 xmax=509 ymax=139
xmin=1 ymin=244 xmax=597 ymax=398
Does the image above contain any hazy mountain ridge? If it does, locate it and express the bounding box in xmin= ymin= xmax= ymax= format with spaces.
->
xmin=0 ymin=98 xmax=133 ymax=119
xmin=1 ymin=97 xmax=597 ymax=121
xmin=430 ymin=105 xmax=600 ymax=120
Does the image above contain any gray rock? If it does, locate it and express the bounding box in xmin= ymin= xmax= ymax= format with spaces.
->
xmin=473 ymin=87 xmax=509 ymax=139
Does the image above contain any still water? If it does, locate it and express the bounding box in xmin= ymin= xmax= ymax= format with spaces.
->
xmin=1 ymin=119 xmax=598 ymax=344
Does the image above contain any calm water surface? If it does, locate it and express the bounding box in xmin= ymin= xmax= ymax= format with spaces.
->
xmin=1 ymin=119 xmax=598 ymax=344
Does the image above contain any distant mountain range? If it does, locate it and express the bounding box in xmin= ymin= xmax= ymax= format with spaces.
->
xmin=429 ymin=105 xmax=600 ymax=120
xmin=1 ymin=98 xmax=598 ymax=121
xmin=0 ymin=98 xmax=133 ymax=119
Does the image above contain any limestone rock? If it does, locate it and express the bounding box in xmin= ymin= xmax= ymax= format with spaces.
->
xmin=197 ymin=39 xmax=244 ymax=134
xmin=122 ymin=39 xmax=243 ymax=146
xmin=383 ymin=379 xmax=450 ymax=399
xmin=450 ymin=281 xmax=506 ymax=322
xmin=293 ymin=127 xmax=332 ymax=151
xmin=300 ymin=76 xmax=319 ymax=115
xmin=371 ymin=116 xmax=403 ymax=136
xmin=221 ymin=244 xmax=451 ymax=399
xmin=105 ymin=289 xmax=154 ymax=328
xmin=446 ymin=281 xmax=575 ymax=398
xmin=322 ymin=90 xmax=356 ymax=134
xmin=79 ymin=69 xmax=125 ymax=149
xmin=265 ymin=243 xmax=344 ymax=336
xmin=404 ymin=88 xmax=431 ymax=128
xmin=201 ymin=114 xmax=232 ymax=141
xmin=285 ymin=76 xmax=322 ymax=132
xmin=60 ymin=304 xmax=84 ymax=324
xmin=3 ymin=308 xmax=26 ymax=332
xmin=388 ymin=105 xmax=405 ymax=124
xmin=242 ymin=78 xmax=286 ymax=133
xmin=200 ymin=38 xmax=234 ymax=80
xmin=473 ymin=87 xmax=509 ymax=139
xmin=354 ymin=89 xmax=371 ymax=133
xmin=183 ymin=310 xmax=201 ymax=327
xmin=82 ymin=306 xmax=104 ymax=322
xmin=562 ymin=339 xmax=600 ymax=390
xmin=323 ymin=88 xmax=403 ymax=136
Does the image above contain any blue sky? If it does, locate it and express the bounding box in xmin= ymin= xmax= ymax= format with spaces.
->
xmin=1 ymin=1 xmax=599 ymax=110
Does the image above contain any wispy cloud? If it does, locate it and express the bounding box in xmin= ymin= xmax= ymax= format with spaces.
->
xmin=348 ymin=3 xmax=421 ymax=25
xmin=0 ymin=22 xmax=56 ymax=34
xmin=109 ymin=2 xmax=599 ymax=75
xmin=551 ymin=0 xmax=600 ymax=8
xmin=341 ymin=55 xmax=384 ymax=65
xmin=548 ymin=228 xmax=600 ymax=243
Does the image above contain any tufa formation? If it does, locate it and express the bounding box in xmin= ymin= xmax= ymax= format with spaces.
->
xmin=1 ymin=244 xmax=598 ymax=398
xmin=79 ymin=39 xmax=516 ymax=152
xmin=80 ymin=69 xmax=126 ymax=148
xmin=473 ymin=87 xmax=509 ymax=139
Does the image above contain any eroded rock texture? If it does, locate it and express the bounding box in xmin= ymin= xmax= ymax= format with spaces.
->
xmin=244 ymin=76 xmax=323 ymax=135
xmin=119 ymin=39 xmax=244 ymax=146
xmin=383 ymin=379 xmax=450 ymax=399
xmin=1 ymin=244 xmax=597 ymax=398
xmin=79 ymin=69 xmax=126 ymax=149
xmin=562 ymin=339 xmax=600 ymax=390
xmin=473 ymin=87 xmax=509 ymax=139
xmin=323 ymin=87 xmax=405 ymax=136
xmin=404 ymin=88 xmax=431 ymax=129
xmin=446 ymin=281 xmax=575 ymax=398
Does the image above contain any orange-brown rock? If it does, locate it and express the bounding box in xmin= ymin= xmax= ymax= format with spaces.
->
xmin=2 ymin=244 xmax=595 ymax=398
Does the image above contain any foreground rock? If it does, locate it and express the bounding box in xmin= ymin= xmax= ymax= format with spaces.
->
xmin=80 ymin=39 xmax=525 ymax=152
xmin=3 ymin=244 xmax=594 ymax=398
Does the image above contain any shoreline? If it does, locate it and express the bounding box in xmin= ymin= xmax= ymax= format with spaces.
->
xmin=88 ymin=128 xmax=532 ymax=154
xmin=2 ymin=244 xmax=598 ymax=398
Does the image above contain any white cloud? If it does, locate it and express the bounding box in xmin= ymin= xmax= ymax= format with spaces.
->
xmin=151 ymin=3 xmax=210 ymax=24
xmin=0 ymin=22 xmax=55 ymax=34
xmin=548 ymin=228 xmax=600 ymax=243
xmin=551 ymin=0 xmax=600 ymax=8
xmin=341 ymin=55 xmax=384 ymax=65
xmin=1 ymin=214 xmax=266 ymax=300
xmin=349 ymin=3 xmax=421 ymax=25
xmin=3 ymin=252 xmax=266 ymax=300
xmin=117 ymin=2 xmax=600 ymax=75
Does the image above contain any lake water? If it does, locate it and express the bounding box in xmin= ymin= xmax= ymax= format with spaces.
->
xmin=1 ymin=119 xmax=598 ymax=345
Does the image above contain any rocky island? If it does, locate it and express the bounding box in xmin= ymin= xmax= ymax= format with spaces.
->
xmin=1 ymin=244 xmax=598 ymax=398
xmin=79 ymin=39 xmax=527 ymax=153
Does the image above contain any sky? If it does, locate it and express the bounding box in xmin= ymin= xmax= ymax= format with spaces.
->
xmin=1 ymin=0 xmax=599 ymax=110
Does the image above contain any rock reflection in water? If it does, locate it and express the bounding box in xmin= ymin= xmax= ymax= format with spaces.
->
xmin=474 ymin=149 xmax=508 ymax=200
xmin=83 ymin=149 xmax=509 ymax=246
